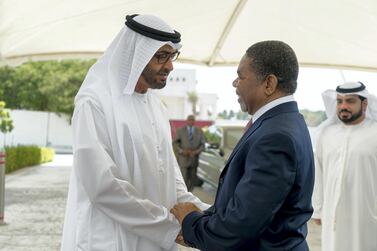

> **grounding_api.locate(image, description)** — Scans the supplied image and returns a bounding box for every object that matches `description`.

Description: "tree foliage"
[187,91,198,115]
[0,60,328,127]
[0,101,14,147]
[0,101,13,133]
[300,109,327,127]
[0,59,95,118]
[217,109,249,120]
[218,108,326,126]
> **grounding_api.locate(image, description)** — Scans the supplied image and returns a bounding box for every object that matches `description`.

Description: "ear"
[362,99,368,112]
[264,74,279,96]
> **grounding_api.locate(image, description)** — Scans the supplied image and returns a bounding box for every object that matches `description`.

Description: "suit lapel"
[184,126,190,139]
[220,101,298,178]
[219,119,263,177]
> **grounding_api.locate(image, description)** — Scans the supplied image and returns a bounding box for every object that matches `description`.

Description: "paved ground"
[0,155,321,250]
[0,155,71,251]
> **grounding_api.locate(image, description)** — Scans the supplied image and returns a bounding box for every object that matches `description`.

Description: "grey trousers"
[180,164,198,191]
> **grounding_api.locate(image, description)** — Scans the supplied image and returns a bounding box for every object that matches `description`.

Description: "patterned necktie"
[244,119,253,132]
[188,126,194,143]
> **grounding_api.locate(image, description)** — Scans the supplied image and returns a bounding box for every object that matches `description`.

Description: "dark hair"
[359,96,366,102]
[246,40,299,94]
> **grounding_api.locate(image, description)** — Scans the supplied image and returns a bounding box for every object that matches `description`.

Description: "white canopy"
[1,0,376,71]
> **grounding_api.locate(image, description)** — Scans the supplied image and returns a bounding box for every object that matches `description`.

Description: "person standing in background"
[174,115,205,191]
[312,81,377,251]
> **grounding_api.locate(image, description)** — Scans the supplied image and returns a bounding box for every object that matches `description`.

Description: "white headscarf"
[72,14,182,187]
[76,14,181,101]
[314,81,377,140]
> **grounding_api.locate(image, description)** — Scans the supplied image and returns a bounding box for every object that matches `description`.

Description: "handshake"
[170,202,202,246]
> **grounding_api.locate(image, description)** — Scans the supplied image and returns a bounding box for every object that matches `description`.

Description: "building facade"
[156,69,217,120]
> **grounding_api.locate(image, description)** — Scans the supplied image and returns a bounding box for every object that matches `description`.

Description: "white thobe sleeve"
[312,136,323,219]
[72,100,180,250]
[173,158,211,210]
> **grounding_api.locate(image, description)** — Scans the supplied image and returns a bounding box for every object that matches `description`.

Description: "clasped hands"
[181,149,197,157]
[170,202,202,246]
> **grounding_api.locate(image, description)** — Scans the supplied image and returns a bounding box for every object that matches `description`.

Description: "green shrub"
[203,127,221,146]
[40,147,55,163]
[3,145,55,173]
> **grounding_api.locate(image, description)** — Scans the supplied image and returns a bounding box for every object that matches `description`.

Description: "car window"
[204,125,244,151]
[224,128,243,149]
[204,125,222,147]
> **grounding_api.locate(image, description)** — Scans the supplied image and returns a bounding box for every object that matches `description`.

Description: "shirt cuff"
[161,221,181,250]
[311,209,321,219]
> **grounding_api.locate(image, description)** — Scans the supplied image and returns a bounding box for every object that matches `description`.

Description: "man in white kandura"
[61,14,209,251]
[312,81,377,251]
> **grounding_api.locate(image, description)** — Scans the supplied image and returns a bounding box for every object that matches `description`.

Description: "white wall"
[198,93,218,120]
[156,69,218,120]
[0,110,72,153]
[159,96,185,119]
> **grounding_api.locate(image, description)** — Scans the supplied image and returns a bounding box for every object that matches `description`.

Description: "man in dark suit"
[174,115,205,191]
[171,41,314,251]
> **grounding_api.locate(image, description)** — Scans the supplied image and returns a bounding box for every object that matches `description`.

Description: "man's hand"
[175,231,187,246]
[170,202,202,225]
[182,149,191,156]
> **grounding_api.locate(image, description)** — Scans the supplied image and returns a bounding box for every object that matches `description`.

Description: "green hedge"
[3,145,55,173]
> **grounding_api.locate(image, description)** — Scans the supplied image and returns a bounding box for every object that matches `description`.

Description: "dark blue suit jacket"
[182,102,314,251]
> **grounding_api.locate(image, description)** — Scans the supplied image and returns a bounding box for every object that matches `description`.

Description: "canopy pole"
[339,70,347,82]
[208,0,247,66]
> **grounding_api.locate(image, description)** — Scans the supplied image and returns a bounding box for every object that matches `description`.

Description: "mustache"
[339,109,351,113]
[159,69,170,74]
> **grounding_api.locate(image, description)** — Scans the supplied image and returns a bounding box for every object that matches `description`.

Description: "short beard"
[337,107,363,124]
[141,65,167,90]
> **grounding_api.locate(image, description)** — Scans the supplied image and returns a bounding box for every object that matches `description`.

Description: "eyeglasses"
[153,51,180,64]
